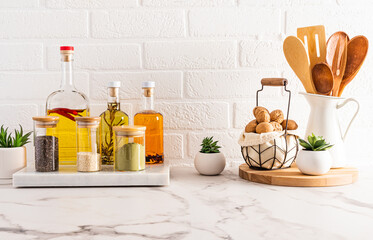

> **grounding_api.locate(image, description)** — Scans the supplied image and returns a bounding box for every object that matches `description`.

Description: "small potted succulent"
[297,133,333,175]
[0,125,31,179]
[194,136,226,175]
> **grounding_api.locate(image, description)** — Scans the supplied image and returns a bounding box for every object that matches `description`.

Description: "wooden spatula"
[283,36,316,93]
[297,25,326,69]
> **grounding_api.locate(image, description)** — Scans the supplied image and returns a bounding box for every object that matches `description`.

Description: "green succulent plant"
[0,125,32,148]
[200,136,221,153]
[299,133,333,151]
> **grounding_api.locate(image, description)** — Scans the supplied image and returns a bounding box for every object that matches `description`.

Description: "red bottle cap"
[60,46,74,51]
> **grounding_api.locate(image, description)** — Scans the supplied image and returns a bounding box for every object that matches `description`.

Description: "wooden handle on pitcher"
[261,78,288,86]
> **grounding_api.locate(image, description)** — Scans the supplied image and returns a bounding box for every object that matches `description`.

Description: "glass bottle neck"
[108,102,120,111]
[143,95,154,110]
[60,60,75,90]
[142,88,155,110]
[108,87,120,110]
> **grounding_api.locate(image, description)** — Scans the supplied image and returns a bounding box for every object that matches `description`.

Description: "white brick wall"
[0,44,42,70]
[91,10,185,38]
[189,8,281,37]
[0,0,38,8]
[47,45,141,70]
[46,0,138,8]
[0,11,88,38]
[0,73,89,100]
[90,72,183,100]
[0,0,371,167]
[144,41,236,69]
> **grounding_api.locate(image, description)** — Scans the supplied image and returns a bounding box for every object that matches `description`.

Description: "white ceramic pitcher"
[300,92,360,168]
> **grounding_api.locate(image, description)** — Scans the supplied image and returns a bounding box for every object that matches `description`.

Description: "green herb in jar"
[115,142,145,171]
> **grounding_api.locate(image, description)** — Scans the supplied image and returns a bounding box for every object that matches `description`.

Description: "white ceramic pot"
[296,149,332,176]
[0,146,27,179]
[194,152,226,176]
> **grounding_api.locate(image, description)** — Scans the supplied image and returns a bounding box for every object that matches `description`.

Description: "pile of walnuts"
[245,106,298,134]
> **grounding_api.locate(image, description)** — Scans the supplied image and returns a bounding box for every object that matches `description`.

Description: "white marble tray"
[12,164,169,187]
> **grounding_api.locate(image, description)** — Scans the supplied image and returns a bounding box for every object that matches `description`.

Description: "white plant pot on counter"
[296,149,332,176]
[194,152,226,176]
[0,146,27,179]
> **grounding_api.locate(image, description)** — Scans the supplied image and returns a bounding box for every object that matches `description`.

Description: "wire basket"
[241,78,299,170]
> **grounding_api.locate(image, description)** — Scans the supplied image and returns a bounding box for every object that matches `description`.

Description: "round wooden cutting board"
[239,164,358,187]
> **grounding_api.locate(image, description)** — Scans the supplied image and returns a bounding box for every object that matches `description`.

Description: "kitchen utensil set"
[283,25,368,97]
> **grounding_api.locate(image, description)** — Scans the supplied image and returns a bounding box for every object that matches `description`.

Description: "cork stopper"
[142,81,155,97]
[60,46,74,62]
[109,87,119,98]
[143,88,154,97]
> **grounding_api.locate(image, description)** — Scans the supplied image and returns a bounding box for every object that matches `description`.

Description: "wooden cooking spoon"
[312,62,334,95]
[283,36,316,93]
[297,25,327,70]
[338,36,369,97]
[326,32,348,96]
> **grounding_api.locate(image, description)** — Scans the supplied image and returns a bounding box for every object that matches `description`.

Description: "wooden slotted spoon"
[326,32,349,96]
[338,35,369,97]
[283,36,316,93]
[297,25,327,70]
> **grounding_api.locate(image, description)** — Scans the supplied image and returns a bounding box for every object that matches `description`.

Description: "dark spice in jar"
[35,136,59,172]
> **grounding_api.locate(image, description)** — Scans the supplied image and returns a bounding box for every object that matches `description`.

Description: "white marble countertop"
[0,166,372,240]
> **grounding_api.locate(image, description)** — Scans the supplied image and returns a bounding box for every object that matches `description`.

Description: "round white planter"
[194,152,226,176]
[297,150,332,176]
[0,146,27,179]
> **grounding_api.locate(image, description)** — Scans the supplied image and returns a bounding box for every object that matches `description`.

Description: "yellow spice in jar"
[115,143,145,171]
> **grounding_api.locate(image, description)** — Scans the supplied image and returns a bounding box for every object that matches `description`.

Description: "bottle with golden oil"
[134,81,164,164]
[99,81,129,165]
[46,46,89,165]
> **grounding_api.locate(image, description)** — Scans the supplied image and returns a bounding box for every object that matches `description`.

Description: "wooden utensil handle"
[261,78,288,86]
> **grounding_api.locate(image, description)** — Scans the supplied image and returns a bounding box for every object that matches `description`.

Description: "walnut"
[270,109,284,123]
[270,122,283,132]
[253,106,269,117]
[255,110,270,123]
[256,122,274,134]
[281,120,298,130]
[245,120,258,133]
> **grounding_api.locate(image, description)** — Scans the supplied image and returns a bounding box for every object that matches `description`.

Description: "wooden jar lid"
[32,116,59,122]
[75,117,100,122]
[33,116,59,128]
[113,125,146,136]
[75,117,100,128]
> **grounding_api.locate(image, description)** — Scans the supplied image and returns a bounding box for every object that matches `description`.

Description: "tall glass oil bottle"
[134,81,164,164]
[46,46,89,165]
[99,81,129,165]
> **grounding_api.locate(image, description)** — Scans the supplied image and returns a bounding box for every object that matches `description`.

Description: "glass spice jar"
[114,126,146,171]
[32,116,59,172]
[75,117,101,172]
